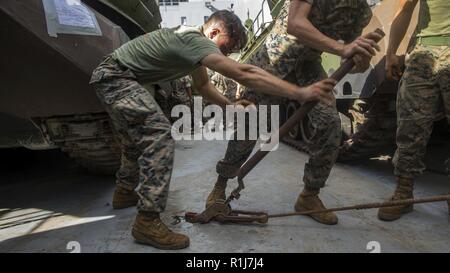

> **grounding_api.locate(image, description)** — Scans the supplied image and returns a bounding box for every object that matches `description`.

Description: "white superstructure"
[158,0,235,28]
[158,0,272,28]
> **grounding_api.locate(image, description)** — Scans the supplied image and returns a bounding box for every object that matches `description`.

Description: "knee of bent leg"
[330,112,341,132]
[328,113,342,144]
[136,125,175,153]
[310,111,342,149]
[141,130,175,163]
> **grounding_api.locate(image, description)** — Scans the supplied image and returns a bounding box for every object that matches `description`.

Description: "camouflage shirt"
[303,0,372,43]
[259,0,372,78]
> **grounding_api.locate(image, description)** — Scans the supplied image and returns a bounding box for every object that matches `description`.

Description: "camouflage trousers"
[216,100,341,189]
[156,77,192,122]
[393,44,450,179]
[216,50,341,189]
[214,0,342,189]
[90,56,174,213]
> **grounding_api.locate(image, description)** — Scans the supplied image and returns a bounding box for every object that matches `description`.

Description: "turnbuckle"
[185,199,268,224]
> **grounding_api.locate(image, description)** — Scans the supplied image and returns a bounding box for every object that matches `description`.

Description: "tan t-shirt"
[112,26,221,84]
[416,0,450,37]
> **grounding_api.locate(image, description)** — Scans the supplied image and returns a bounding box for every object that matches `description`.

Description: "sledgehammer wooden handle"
[237,29,386,181]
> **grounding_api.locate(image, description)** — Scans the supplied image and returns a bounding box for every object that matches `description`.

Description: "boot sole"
[295,205,338,225]
[378,205,413,221]
[132,228,190,250]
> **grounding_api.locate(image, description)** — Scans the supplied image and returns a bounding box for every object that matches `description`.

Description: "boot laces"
[392,184,413,200]
[151,217,171,234]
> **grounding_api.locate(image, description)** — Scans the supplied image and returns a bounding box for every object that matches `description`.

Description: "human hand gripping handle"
[386,54,405,81]
[298,29,386,106]
[298,78,337,106]
[340,31,383,73]
[284,29,386,142]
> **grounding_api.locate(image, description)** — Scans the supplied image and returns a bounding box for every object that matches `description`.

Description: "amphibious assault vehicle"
[0,0,162,174]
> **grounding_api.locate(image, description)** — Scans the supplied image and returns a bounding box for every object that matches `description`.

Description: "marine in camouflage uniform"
[393,44,450,179]
[90,56,175,213]
[89,17,240,249]
[215,0,372,190]
[378,0,449,221]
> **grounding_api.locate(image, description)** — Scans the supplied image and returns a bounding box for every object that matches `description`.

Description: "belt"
[418,35,450,46]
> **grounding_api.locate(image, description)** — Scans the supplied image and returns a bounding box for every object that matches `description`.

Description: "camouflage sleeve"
[180,76,192,88]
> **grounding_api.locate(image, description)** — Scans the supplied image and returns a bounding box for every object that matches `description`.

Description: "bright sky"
[158,0,273,28]
[233,0,272,23]
[186,0,272,24]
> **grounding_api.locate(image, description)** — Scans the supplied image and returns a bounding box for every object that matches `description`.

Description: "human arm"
[191,66,233,108]
[386,0,418,80]
[201,53,336,105]
[286,0,382,72]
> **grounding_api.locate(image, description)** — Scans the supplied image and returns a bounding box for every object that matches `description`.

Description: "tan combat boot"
[205,177,228,208]
[378,177,414,221]
[132,212,190,250]
[112,186,139,209]
[294,186,338,225]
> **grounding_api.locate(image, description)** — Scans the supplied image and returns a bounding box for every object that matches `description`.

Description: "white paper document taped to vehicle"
[42,0,102,37]
[54,0,96,28]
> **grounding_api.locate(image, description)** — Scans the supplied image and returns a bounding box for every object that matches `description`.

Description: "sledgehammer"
[226,29,386,204]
